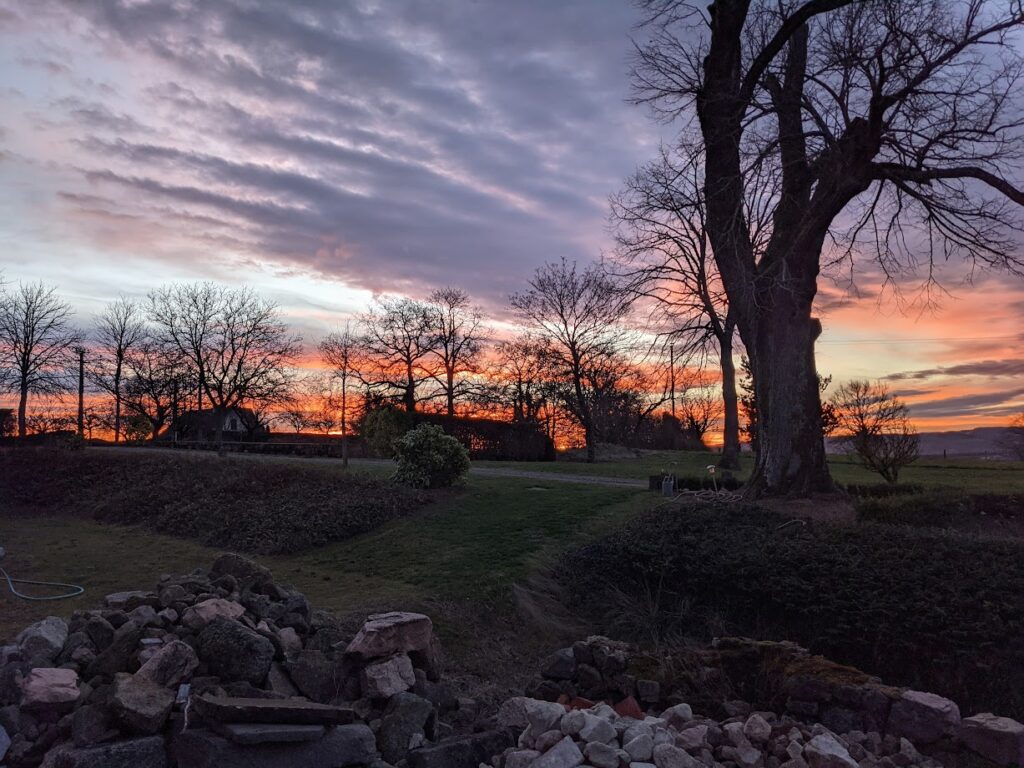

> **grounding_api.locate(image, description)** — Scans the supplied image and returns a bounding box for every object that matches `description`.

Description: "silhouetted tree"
[1001,413,1024,460]
[511,259,634,462]
[425,288,486,417]
[149,284,300,450]
[831,380,919,483]
[0,282,81,437]
[360,297,435,413]
[612,147,776,469]
[92,297,146,443]
[320,321,362,466]
[634,0,1024,496]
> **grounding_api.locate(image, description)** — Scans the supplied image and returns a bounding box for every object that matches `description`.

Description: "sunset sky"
[1,0,1022,432]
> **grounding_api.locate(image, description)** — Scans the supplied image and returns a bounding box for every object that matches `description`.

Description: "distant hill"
[829,427,1013,458]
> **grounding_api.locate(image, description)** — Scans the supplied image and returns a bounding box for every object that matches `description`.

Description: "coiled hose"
[0,547,85,601]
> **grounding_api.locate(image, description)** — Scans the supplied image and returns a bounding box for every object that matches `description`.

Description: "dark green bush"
[558,504,1024,719]
[856,490,1024,527]
[361,407,413,457]
[0,449,428,554]
[393,423,470,488]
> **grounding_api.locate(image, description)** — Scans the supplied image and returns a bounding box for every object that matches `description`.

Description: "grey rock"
[526,698,568,734]
[362,654,415,699]
[191,694,354,725]
[586,740,621,768]
[540,648,577,680]
[85,620,143,680]
[210,553,272,589]
[16,617,68,662]
[653,742,700,768]
[134,640,198,688]
[197,618,274,686]
[744,714,772,744]
[39,735,168,768]
[887,690,960,744]
[625,733,655,762]
[378,692,437,764]
[71,704,117,747]
[958,712,1024,767]
[111,672,174,734]
[663,703,694,729]
[804,734,858,768]
[286,650,354,704]
[533,735,584,768]
[212,723,326,745]
[406,729,515,768]
[20,668,80,713]
[173,724,377,768]
[346,612,433,660]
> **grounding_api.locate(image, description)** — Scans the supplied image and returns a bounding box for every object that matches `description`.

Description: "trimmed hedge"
[558,504,1024,719]
[856,490,1024,527]
[0,449,429,554]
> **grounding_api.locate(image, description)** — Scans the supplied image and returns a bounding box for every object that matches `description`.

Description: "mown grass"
[0,452,647,646]
[483,450,1024,493]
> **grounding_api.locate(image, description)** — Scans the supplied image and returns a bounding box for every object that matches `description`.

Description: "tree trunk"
[404,363,416,412]
[341,375,349,469]
[446,368,455,417]
[113,362,122,443]
[77,349,85,437]
[17,383,27,438]
[215,406,226,456]
[744,303,833,497]
[718,334,741,470]
[584,424,596,463]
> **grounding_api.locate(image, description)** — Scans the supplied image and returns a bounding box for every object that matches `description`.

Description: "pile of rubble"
[0,554,505,768]
[491,636,1024,768]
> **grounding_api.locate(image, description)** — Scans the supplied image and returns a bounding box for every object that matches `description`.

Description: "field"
[487,450,1024,493]
[2,445,1022,707]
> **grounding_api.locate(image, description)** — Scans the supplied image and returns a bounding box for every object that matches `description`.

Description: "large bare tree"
[511,258,634,462]
[319,321,362,467]
[425,287,486,417]
[0,282,81,437]
[92,297,146,443]
[633,0,1024,496]
[149,284,300,449]
[148,283,220,415]
[121,337,190,440]
[359,296,436,413]
[611,146,777,469]
[831,380,919,483]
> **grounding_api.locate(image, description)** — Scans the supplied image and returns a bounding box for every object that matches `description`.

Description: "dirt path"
[91,446,649,489]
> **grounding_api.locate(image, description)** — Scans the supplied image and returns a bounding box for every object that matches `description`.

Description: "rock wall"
[1,560,1021,768]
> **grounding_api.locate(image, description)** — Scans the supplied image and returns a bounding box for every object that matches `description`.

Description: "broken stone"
[653,742,699,768]
[183,598,246,629]
[111,672,174,734]
[172,724,376,768]
[533,735,584,768]
[804,733,858,768]
[744,713,772,744]
[958,712,1024,767]
[20,668,80,712]
[362,654,415,699]
[211,722,327,745]
[134,639,198,688]
[540,648,577,680]
[406,729,515,768]
[197,617,275,685]
[887,690,960,744]
[346,612,433,659]
[191,694,354,725]
[39,735,167,768]
[16,617,68,662]
[378,692,437,764]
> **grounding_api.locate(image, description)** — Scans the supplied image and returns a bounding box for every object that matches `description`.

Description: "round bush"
[392,423,470,488]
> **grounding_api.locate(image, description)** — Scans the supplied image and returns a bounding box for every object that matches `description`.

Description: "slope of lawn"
[482,449,1024,493]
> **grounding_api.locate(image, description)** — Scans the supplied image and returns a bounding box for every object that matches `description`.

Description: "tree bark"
[341,375,349,469]
[446,367,455,417]
[718,334,741,470]
[17,384,27,438]
[744,301,833,496]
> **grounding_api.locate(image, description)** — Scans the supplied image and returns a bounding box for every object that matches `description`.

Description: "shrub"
[557,504,1024,719]
[393,423,470,488]
[856,490,1024,527]
[0,449,429,554]
[361,407,413,457]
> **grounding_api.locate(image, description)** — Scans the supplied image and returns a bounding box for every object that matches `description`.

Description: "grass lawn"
[481,450,1024,493]
[0,472,646,654]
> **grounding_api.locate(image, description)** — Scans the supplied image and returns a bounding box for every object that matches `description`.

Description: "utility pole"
[75,346,86,437]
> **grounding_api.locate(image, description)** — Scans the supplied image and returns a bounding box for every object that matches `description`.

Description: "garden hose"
[0,546,85,601]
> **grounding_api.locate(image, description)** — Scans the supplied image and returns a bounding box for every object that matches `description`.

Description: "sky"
[0,0,1022,432]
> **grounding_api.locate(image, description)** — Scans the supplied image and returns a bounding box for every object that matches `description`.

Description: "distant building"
[165,407,268,442]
